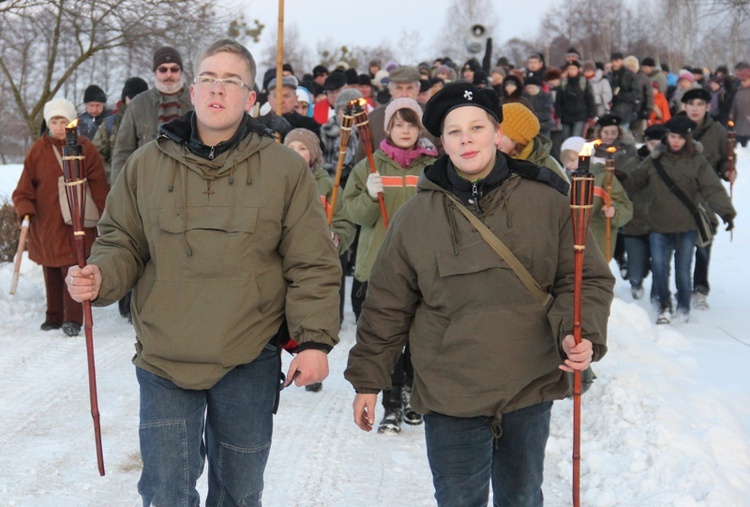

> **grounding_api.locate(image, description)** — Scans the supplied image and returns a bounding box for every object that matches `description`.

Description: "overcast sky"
[242,0,561,65]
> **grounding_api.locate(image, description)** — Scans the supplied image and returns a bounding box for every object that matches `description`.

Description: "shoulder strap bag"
[445,193,553,308]
[652,157,715,247]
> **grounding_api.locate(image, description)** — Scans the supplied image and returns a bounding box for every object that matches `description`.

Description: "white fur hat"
[43,98,77,125]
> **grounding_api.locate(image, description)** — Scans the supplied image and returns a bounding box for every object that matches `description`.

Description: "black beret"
[324,71,346,91]
[641,57,656,67]
[681,88,711,104]
[597,113,622,127]
[643,124,668,140]
[665,116,697,136]
[422,81,502,137]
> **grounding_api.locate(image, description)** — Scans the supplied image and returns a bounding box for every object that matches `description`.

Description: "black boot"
[401,383,423,425]
[378,387,403,434]
[62,321,81,337]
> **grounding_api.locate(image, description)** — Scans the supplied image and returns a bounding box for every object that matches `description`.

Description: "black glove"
[722,214,734,232]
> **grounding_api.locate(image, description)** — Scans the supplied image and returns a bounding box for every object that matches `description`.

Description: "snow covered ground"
[0,147,748,506]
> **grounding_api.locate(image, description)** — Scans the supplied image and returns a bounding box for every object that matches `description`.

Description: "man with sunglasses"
[67,39,341,505]
[110,46,193,322]
[111,46,193,185]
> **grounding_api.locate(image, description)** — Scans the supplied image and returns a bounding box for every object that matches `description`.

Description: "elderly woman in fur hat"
[12,98,109,336]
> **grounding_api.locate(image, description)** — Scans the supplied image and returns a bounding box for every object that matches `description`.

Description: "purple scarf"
[380,138,438,168]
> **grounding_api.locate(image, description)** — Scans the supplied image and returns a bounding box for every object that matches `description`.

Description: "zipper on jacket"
[208,146,215,160]
[470,182,483,213]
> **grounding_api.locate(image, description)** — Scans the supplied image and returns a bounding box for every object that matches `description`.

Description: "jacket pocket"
[155,206,260,280]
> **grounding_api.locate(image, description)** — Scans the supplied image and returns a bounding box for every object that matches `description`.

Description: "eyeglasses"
[157,66,181,74]
[193,76,250,91]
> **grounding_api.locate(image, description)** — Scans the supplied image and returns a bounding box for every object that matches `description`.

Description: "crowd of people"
[9,38,742,505]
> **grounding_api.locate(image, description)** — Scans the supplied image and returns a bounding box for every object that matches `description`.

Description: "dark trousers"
[42,265,83,325]
[693,242,712,295]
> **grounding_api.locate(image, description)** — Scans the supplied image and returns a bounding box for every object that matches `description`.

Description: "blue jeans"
[650,231,697,313]
[424,402,552,507]
[623,234,650,290]
[136,343,279,506]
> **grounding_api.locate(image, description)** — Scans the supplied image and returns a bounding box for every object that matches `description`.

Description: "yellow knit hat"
[501,103,540,146]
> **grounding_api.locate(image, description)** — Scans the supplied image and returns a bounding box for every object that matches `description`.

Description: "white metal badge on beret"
[464,90,473,100]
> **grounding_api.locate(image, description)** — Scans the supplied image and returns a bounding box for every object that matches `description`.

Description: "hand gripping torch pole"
[9,215,30,295]
[62,120,105,476]
[327,102,355,226]
[570,145,596,507]
[352,100,389,228]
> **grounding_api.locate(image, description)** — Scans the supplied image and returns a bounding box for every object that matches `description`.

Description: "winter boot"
[40,321,62,331]
[378,388,403,434]
[401,384,423,425]
[62,321,81,336]
[656,302,673,325]
[305,382,323,392]
[692,292,709,310]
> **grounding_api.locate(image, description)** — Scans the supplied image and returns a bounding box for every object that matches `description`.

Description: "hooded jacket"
[88,112,342,389]
[628,142,736,234]
[342,147,436,283]
[345,152,614,427]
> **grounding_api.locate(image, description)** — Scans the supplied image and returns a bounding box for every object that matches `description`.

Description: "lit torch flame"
[728,120,735,128]
[578,139,602,157]
[66,118,78,129]
[606,147,617,154]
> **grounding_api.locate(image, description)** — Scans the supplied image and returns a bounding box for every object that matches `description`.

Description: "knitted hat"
[389,66,421,83]
[312,65,328,78]
[384,98,422,130]
[83,85,106,104]
[560,136,587,154]
[681,88,711,103]
[419,79,431,93]
[334,88,362,111]
[284,128,322,167]
[422,81,502,137]
[501,103,540,145]
[611,52,624,61]
[677,69,695,83]
[567,59,582,69]
[665,116,697,137]
[43,98,77,124]
[641,57,656,67]
[358,74,373,87]
[121,77,148,102]
[152,46,183,72]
